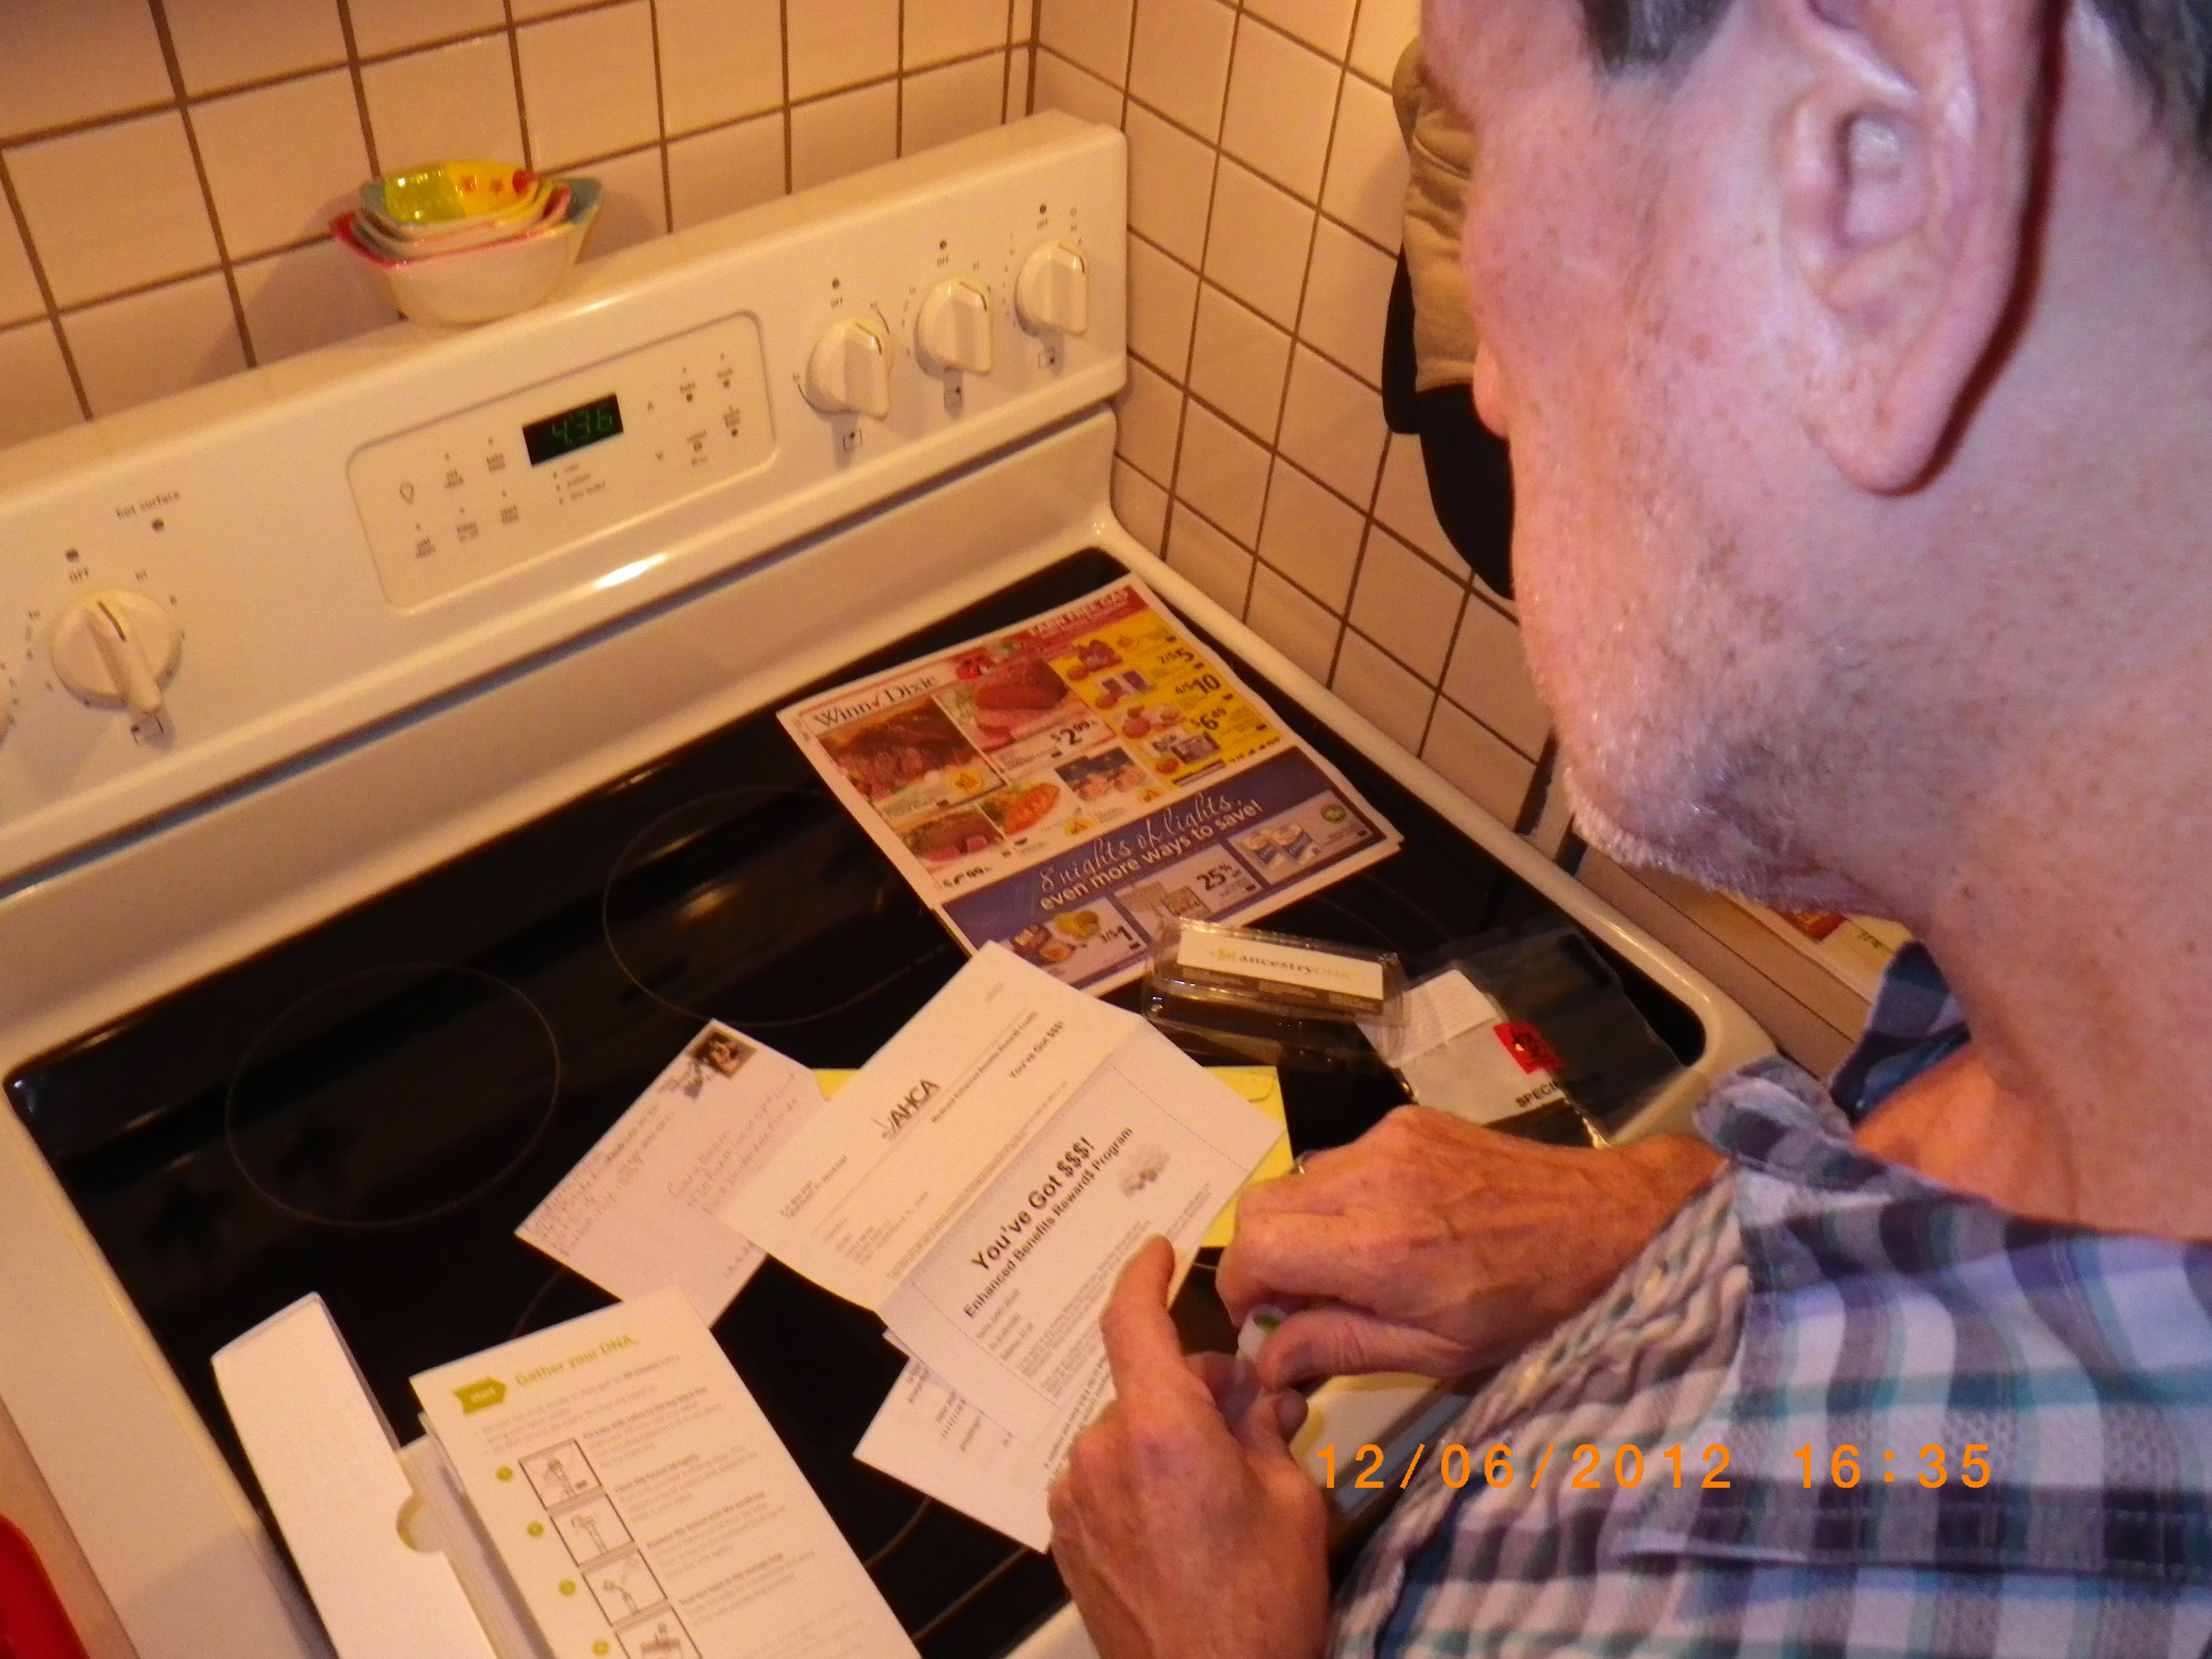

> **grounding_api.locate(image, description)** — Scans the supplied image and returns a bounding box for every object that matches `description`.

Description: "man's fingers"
[1255,1304,1458,1389]
[1229,1384,1307,1463]
[1218,1209,1414,1322]
[1098,1236,1188,1391]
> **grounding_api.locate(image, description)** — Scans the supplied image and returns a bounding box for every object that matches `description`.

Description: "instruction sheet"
[779,576,1401,992]
[415,1288,915,1659]
[717,944,1281,1443]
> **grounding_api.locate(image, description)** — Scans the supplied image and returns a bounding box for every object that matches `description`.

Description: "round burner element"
[226,964,561,1229]
[603,788,954,1029]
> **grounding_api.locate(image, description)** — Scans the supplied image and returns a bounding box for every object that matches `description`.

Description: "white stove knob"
[916,279,995,375]
[52,590,180,721]
[804,316,893,419]
[1016,242,1089,336]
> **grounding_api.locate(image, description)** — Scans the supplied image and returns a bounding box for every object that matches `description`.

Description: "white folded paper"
[515,1025,819,1323]
[719,944,1280,1446]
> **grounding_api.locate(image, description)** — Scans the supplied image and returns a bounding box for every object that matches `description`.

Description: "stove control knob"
[1016,242,1089,336]
[804,316,893,419]
[916,279,995,376]
[52,590,180,721]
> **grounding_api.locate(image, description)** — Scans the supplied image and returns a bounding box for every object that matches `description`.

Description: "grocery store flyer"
[778,577,1402,991]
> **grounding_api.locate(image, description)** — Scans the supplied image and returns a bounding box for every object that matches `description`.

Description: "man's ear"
[1771,0,2049,492]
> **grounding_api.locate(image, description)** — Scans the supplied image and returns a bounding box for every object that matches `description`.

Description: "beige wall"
[1035,0,1552,825]
[0,0,1036,440]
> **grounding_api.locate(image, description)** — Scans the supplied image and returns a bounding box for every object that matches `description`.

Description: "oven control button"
[1016,241,1089,336]
[915,279,994,376]
[803,316,893,419]
[51,591,181,720]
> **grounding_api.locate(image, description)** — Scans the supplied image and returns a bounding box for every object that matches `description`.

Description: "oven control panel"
[0,112,1125,890]
[350,313,775,609]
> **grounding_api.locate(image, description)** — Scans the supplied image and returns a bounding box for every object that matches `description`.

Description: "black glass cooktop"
[8,551,1703,1657]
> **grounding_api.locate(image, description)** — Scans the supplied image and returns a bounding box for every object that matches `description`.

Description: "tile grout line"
[330,0,384,178]
[0,153,90,420]
[779,0,794,194]
[647,0,673,232]
[502,3,536,173]
[144,0,259,371]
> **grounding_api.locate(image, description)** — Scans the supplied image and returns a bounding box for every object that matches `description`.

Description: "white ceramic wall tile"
[1422,698,1536,827]
[657,0,783,135]
[1127,0,1234,142]
[63,271,245,417]
[1033,51,1122,128]
[1035,0,1133,86]
[1348,0,1420,86]
[1322,72,1407,251]
[0,0,172,141]
[0,207,41,327]
[1350,526,1463,679]
[1331,629,1430,752]
[904,54,1007,154]
[1372,431,1459,565]
[1113,358,1183,482]
[1123,104,1213,267]
[1006,47,1034,118]
[1126,234,1197,378]
[1165,506,1254,615]
[0,320,83,447]
[1277,345,1385,507]
[1175,401,1268,545]
[1013,0,1037,44]
[1111,459,1168,554]
[788,0,900,101]
[667,113,786,229]
[234,238,396,363]
[7,114,219,307]
[1444,599,1549,759]
[164,0,347,93]
[1245,563,1340,683]
[581,145,667,257]
[1187,285,1289,440]
[1297,216,1393,384]
[1256,460,1362,608]
[362,36,527,174]
[789,82,899,190]
[1219,18,1339,203]
[906,0,1009,68]
[1244,0,1357,59]
[193,72,370,259]
[1201,159,1311,329]
[511,0,599,18]
[345,0,504,59]
[518,3,659,170]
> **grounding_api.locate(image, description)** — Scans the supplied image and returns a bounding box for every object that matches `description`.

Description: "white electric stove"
[0,114,1768,1659]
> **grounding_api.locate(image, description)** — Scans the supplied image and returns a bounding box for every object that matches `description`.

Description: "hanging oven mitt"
[1385,39,1515,597]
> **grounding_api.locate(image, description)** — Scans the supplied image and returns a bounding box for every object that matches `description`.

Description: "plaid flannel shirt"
[1329,945,2212,1657]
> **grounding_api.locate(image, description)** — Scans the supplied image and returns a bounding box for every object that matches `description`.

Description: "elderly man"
[1050,0,2212,1653]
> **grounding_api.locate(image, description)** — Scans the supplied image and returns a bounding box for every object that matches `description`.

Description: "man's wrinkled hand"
[1049,1238,1328,1659]
[1218,1108,1722,1388]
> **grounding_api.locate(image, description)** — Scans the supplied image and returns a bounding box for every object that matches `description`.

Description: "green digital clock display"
[522,393,623,466]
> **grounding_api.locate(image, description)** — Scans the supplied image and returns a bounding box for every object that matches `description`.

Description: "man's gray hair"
[1585,0,2212,156]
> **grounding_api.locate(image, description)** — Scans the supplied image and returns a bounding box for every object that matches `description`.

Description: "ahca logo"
[877,1078,939,1140]
[453,1377,508,1414]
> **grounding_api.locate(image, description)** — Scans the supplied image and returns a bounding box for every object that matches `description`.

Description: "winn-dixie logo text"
[875,1078,939,1140]
[803,665,952,733]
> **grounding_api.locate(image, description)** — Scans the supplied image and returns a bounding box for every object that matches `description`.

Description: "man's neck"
[1856,690,2212,1242]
